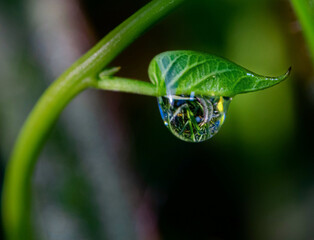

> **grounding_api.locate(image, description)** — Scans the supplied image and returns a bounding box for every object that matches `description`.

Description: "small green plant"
[95,51,290,143]
[3,0,313,239]
[149,50,290,142]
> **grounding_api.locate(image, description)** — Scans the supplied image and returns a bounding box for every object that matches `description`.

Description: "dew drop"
[157,95,231,142]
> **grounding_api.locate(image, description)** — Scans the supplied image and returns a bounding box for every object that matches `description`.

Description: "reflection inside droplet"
[157,95,231,142]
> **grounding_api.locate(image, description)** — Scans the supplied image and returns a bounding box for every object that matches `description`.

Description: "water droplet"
[157,95,231,142]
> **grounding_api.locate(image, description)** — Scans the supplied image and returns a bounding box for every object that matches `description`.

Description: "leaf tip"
[288,66,292,75]
[280,66,292,81]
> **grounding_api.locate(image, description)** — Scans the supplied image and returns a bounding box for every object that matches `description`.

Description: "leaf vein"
[167,59,215,88]
[162,54,185,79]
[188,69,235,90]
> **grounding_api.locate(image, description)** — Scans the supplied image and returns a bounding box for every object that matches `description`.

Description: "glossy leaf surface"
[148,50,290,97]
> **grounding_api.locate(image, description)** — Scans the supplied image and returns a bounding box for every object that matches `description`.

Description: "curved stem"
[291,0,314,64]
[2,77,92,240]
[2,0,184,239]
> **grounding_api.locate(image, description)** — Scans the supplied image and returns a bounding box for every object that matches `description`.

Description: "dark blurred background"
[0,0,314,239]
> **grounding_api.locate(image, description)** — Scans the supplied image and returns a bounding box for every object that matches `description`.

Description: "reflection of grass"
[186,108,196,142]
[168,97,210,142]
[291,0,314,64]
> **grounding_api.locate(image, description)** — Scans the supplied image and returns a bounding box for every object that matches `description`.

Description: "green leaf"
[148,50,290,97]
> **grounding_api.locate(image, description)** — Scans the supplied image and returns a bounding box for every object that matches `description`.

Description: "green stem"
[2,77,91,240]
[94,76,158,96]
[2,0,184,239]
[291,0,314,64]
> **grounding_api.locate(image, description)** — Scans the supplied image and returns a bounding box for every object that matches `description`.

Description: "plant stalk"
[94,76,158,96]
[291,0,314,65]
[2,0,184,239]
